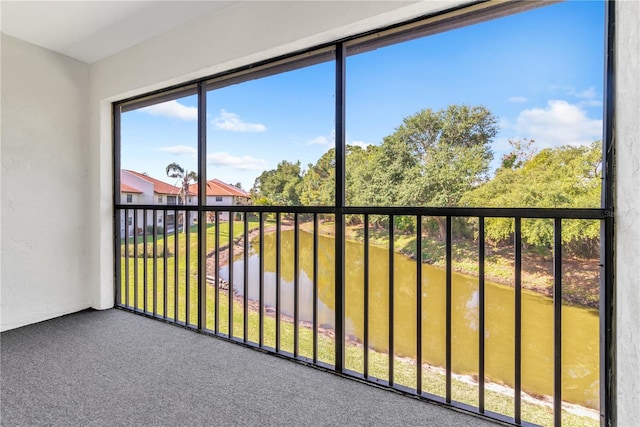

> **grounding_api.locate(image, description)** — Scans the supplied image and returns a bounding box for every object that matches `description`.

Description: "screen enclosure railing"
[114,204,609,427]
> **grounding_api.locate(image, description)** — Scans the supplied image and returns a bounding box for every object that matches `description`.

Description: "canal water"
[220,229,599,409]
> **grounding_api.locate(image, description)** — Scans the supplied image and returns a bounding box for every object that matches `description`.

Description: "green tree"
[299,149,335,206]
[462,141,602,254]
[251,160,303,206]
[375,105,498,239]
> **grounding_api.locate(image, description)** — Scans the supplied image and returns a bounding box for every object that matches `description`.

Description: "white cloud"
[141,100,197,121]
[573,86,597,99]
[579,99,603,108]
[308,135,331,145]
[551,84,599,100]
[511,100,602,148]
[349,140,372,149]
[212,109,266,132]
[508,96,528,103]
[207,152,267,171]
[158,145,197,156]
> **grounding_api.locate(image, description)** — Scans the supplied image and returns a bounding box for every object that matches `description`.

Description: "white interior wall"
[1,34,90,331]
[615,2,640,425]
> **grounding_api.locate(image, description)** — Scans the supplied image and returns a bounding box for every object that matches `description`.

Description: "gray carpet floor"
[1,309,498,426]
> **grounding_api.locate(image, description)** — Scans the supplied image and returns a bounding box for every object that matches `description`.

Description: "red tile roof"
[189,179,250,198]
[123,170,188,195]
[121,183,142,193]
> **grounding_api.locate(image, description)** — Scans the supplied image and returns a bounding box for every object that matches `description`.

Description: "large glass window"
[205,50,335,207]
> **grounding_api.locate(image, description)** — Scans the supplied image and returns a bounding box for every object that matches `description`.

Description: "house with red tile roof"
[119,170,196,236]
[188,179,250,221]
[188,179,250,205]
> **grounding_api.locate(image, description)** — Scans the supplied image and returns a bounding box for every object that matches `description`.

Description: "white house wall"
[1,34,90,331]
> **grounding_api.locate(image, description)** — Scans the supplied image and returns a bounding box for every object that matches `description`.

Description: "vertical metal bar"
[113,105,122,307]
[185,209,191,325]
[115,208,122,306]
[174,210,179,322]
[276,212,281,352]
[389,214,395,386]
[133,209,139,310]
[153,210,158,316]
[197,81,207,331]
[514,217,522,424]
[259,212,265,347]
[163,209,168,319]
[334,41,346,373]
[244,213,249,342]
[601,3,616,425]
[553,218,563,427]
[215,212,220,334]
[294,213,300,357]
[478,216,486,413]
[229,213,234,337]
[445,216,452,402]
[124,208,130,308]
[143,209,148,313]
[416,215,422,394]
[363,214,370,379]
[313,213,319,363]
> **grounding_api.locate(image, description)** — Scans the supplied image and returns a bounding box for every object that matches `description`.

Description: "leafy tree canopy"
[251,160,303,206]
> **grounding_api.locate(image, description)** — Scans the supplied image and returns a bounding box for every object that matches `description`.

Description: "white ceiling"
[1,1,236,64]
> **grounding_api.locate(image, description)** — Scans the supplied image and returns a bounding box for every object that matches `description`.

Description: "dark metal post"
[600,2,616,425]
[553,218,563,427]
[334,42,346,372]
[229,214,234,337]
[244,212,249,342]
[416,215,422,394]
[276,212,281,352]
[113,105,122,307]
[133,209,139,310]
[313,213,319,363]
[185,210,191,324]
[514,217,522,424]
[478,216,486,412]
[294,213,300,357]
[364,214,370,379]
[389,214,395,386]
[259,212,265,347]
[215,213,220,333]
[197,81,207,330]
[445,216,452,402]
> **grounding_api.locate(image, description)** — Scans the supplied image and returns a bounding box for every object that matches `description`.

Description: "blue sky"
[121,0,604,191]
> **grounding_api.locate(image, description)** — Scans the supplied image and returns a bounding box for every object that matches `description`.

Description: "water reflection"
[219,229,599,408]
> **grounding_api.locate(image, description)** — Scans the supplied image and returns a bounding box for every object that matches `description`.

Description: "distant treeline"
[250,105,601,256]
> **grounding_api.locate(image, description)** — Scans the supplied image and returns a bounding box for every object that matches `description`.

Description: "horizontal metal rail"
[115,203,607,220]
